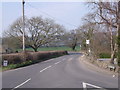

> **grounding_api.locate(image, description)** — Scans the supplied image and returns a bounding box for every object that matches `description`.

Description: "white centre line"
[12,78,31,90]
[54,61,61,65]
[81,55,84,57]
[68,58,73,61]
[62,58,66,61]
[40,65,52,72]
[42,59,54,63]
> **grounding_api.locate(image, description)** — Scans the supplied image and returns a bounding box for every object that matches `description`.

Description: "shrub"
[30,51,68,61]
[2,53,22,64]
[3,60,33,71]
[117,52,120,66]
[2,51,68,65]
[99,53,111,58]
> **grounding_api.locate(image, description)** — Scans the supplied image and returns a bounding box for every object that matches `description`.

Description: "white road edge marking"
[43,56,65,63]
[12,78,31,90]
[5,57,65,72]
[82,82,102,89]
[81,55,84,57]
[62,58,65,61]
[40,66,52,72]
[68,58,73,61]
[6,59,54,72]
[113,75,115,77]
[55,61,61,65]
[43,59,54,63]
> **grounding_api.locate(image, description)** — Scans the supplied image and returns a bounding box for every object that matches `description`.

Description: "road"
[2,52,118,89]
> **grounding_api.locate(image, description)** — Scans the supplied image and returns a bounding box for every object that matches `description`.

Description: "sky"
[1,1,90,37]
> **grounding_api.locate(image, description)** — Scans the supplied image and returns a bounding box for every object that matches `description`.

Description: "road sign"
[86,40,90,44]
[3,60,8,66]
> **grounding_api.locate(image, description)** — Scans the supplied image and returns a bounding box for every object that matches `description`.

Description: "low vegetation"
[2,2,120,67]
[99,53,111,58]
[17,46,80,52]
[3,60,32,71]
[2,51,68,71]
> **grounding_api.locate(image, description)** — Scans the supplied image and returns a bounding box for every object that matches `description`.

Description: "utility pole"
[22,0,25,52]
[117,1,120,66]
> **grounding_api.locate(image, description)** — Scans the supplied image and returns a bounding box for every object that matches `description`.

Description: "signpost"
[86,40,90,45]
[3,60,8,67]
[86,40,90,55]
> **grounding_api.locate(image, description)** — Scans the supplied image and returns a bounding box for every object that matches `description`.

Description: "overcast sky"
[1,1,90,37]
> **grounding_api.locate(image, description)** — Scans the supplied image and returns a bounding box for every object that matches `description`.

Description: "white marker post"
[80,44,81,51]
[88,49,91,53]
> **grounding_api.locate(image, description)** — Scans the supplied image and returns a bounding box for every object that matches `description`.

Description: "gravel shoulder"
[79,55,118,76]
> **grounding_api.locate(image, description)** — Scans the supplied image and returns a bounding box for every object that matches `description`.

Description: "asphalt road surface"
[2,52,118,89]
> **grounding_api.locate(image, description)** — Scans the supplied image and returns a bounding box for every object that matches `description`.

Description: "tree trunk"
[109,19,115,64]
[118,25,120,66]
[110,1,120,65]
[110,49,116,64]
[33,48,38,52]
[72,45,76,51]
[117,1,120,66]
[30,45,38,52]
[110,39,117,64]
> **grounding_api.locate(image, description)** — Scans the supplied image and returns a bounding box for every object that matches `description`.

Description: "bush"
[2,51,68,65]
[30,51,68,62]
[2,53,22,64]
[117,36,120,66]
[2,52,31,64]
[3,60,33,71]
[117,52,120,66]
[99,53,111,58]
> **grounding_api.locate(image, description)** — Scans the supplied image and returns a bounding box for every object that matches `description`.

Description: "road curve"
[2,52,118,89]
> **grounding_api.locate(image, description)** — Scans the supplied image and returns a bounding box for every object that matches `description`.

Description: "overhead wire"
[25,3,78,29]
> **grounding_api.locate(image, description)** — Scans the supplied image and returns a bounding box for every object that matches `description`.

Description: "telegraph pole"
[22,0,25,52]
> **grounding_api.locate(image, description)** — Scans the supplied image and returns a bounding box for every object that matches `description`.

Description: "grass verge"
[99,53,111,58]
[17,46,80,52]
[2,54,64,71]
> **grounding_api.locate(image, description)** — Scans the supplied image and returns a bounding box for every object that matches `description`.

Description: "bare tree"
[25,17,65,52]
[2,36,22,53]
[64,30,78,51]
[5,16,65,52]
[77,21,97,52]
[86,1,120,64]
[117,1,120,66]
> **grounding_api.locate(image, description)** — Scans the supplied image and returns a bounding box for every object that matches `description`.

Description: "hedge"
[2,51,68,65]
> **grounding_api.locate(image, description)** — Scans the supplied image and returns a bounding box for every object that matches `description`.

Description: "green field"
[18,46,81,52]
